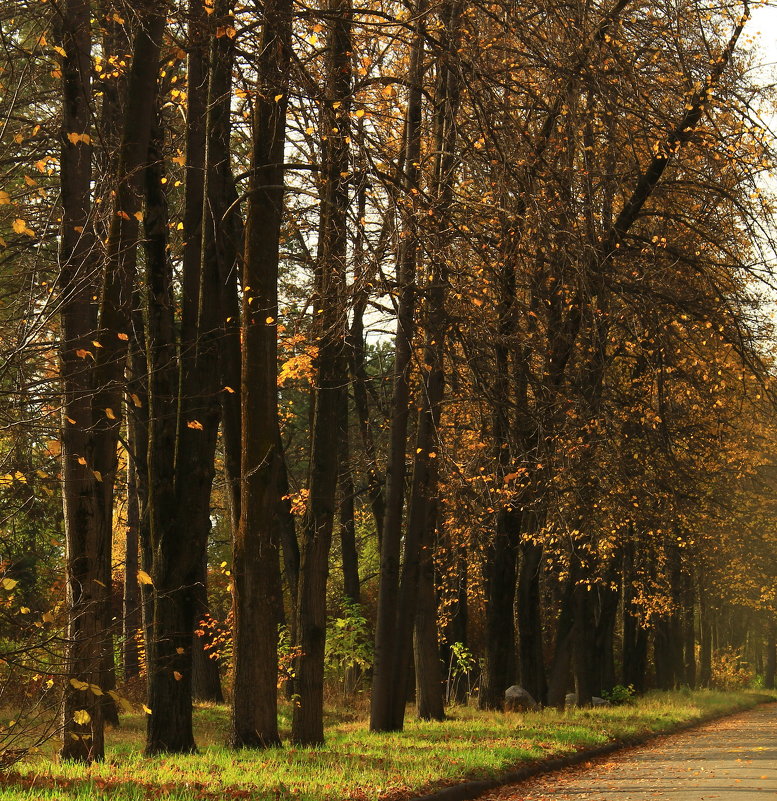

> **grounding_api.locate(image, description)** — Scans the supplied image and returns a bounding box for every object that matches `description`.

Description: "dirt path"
[481,703,777,801]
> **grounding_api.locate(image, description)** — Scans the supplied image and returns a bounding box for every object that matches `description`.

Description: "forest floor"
[0,689,772,801]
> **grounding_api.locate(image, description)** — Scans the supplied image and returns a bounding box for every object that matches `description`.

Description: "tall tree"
[291,0,352,746]
[231,0,293,748]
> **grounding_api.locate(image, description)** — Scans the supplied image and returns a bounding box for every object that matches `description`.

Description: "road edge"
[405,695,777,801]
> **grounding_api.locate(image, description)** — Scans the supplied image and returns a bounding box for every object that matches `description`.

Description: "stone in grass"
[564,693,611,708]
[504,685,539,712]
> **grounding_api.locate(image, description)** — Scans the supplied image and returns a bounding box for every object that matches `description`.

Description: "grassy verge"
[2,689,772,801]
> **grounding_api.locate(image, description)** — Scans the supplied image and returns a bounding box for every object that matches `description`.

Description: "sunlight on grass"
[4,689,771,801]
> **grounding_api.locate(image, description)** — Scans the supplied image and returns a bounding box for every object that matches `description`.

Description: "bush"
[602,684,636,705]
[711,647,753,690]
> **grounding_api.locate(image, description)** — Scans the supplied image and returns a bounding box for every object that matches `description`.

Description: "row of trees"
[0,0,776,764]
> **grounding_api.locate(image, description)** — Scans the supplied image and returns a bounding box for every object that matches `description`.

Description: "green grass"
[1,689,771,801]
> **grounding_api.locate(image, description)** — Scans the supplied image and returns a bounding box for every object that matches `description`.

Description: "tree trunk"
[683,568,696,689]
[231,0,292,748]
[764,620,776,690]
[58,0,105,763]
[479,507,519,710]
[291,0,350,746]
[338,392,360,605]
[516,535,546,704]
[369,0,427,734]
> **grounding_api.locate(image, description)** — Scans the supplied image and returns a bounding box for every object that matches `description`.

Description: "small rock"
[565,692,578,708]
[591,696,611,707]
[504,685,538,712]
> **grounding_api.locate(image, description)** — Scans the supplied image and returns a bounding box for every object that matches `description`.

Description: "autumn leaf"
[0,191,11,204]
[72,709,91,726]
[137,570,153,586]
[69,678,89,691]
[1,578,18,591]
[12,219,35,237]
[104,408,116,420]
[187,420,204,430]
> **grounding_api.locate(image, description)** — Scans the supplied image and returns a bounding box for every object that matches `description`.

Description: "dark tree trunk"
[653,617,675,690]
[402,0,462,727]
[414,512,445,721]
[547,577,575,708]
[683,569,696,689]
[338,393,360,605]
[593,577,619,697]
[622,539,647,693]
[480,507,519,710]
[764,620,776,690]
[231,0,292,749]
[370,0,427,734]
[516,535,547,704]
[291,0,350,746]
[203,0,243,534]
[59,0,104,761]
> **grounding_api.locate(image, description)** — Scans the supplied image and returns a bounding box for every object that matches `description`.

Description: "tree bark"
[58,0,104,762]
[369,0,427,734]
[231,0,292,748]
[291,0,351,746]
[764,620,776,690]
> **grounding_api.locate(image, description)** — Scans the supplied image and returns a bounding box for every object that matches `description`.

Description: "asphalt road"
[481,703,777,801]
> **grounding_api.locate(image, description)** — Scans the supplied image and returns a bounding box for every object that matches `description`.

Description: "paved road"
[481,703,777,801]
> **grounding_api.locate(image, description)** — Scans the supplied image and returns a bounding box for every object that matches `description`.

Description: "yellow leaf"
[107,690,133,714]
[274,94,283,102]
[69,678,89,691]
[89,683,104,695]
[142,704,152,715]
[1,578,17,591]
[42,611,54,624]
[137,570,153,586]
[130,393,143,408]
[187,420,204,430]
[223,386,235,394]
[355,109,365,118]
[76,456,87,466]
[134,211,143,222]
[73,709,91,725]
[24,175,37,186]
[53,45,66,57]
[13,218,35,236]
[66,132,91,145]
[173,671,183,681]
[0,191,9,205]
[92,470,103,482]
[117,332,129,341]
[176,647,185,655]
[104,408,116,420]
